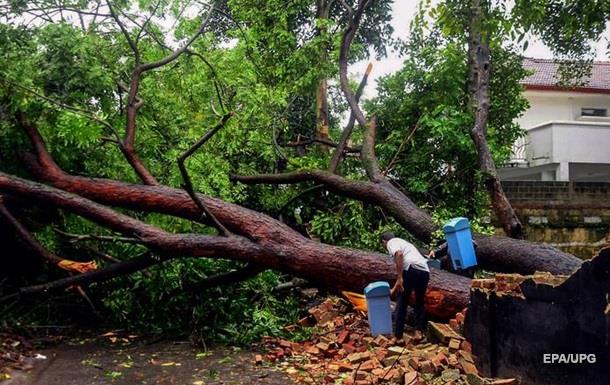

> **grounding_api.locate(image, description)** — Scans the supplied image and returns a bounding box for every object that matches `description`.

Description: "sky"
[351,0,610,100]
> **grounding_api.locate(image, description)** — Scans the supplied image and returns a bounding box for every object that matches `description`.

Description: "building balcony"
[499,121,610,182]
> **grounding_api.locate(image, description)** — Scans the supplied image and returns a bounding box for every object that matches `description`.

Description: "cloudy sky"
[351,0,610,99]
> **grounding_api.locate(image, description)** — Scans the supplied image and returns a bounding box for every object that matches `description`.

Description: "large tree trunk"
[314,0,331,141]
[467,0,523,239]
[0,111,580,321]
[315,79,330,140]
[0,170,469,320]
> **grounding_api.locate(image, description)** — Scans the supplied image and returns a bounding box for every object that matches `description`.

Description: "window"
[581,108,607,117]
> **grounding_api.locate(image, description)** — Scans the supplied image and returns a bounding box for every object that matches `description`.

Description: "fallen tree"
[0,117,580,319]
[0,0,584,322]
[0,169,471,319]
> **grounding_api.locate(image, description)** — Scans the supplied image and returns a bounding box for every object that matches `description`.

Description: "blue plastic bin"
[364,281,392,336]
[427,259,441,269]
[442,217,477,270]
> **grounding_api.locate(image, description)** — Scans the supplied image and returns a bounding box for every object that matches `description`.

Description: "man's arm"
[429,242,448,259]
[391,250,404,296]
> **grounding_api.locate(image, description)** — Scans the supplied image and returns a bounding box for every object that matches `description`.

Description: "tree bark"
[328,62,372,173]
[467,0,523,239]
[315,0,331,141]
[0,171,469,319]
[17,131,581,277]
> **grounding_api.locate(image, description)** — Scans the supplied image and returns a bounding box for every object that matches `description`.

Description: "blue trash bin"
[364,281,392,336]
[442,217,477,270]
[427,259,441,270]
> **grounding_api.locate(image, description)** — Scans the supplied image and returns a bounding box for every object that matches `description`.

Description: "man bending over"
[381,232,430,342]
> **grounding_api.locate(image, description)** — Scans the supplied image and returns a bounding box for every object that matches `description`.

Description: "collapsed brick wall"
[464,247,610,385]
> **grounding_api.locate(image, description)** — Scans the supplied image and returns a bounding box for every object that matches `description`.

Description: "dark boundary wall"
[464,247,610,385]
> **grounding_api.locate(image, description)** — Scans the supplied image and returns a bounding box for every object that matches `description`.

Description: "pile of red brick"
[471,272,568,296]
[257,297,519,385]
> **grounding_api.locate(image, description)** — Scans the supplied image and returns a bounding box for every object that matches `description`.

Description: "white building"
[499,58,610,182]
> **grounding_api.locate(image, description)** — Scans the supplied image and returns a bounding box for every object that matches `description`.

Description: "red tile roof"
[522,58,610,93]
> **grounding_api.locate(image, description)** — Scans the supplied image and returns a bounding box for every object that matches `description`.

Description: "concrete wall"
[518,90,610,129]
[526,124,553,167]
[505,120,610,181]
[549,122,610,164]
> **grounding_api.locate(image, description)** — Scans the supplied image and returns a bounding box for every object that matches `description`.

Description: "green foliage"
[366,14,528,224]
[102,264,302,345]
[512,0,610,60]
[0,0,579,343]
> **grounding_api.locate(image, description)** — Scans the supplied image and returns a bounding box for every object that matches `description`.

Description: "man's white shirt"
[386,238,430,273]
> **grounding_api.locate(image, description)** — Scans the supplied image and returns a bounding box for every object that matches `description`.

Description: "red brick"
[408,357,420,370]
[358,360,377,372]
[449,319,459,331]
[461,340,472,353]
[306,346,320,355]
[456,312,465,324]
[449,338,461,352]
[432,351,448,367]
[459,357,478,375]
[316,342,330,353]
[419,360,436,374]
[337,330,349,345]
[404,371,419,385]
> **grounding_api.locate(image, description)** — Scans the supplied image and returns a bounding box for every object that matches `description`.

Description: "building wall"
[550,122,610,165]
[502,89,610,181]
[517,90,610,129]
[525,121,610,166]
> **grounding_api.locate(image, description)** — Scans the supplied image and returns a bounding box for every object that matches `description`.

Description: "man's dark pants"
[394,267,430,337]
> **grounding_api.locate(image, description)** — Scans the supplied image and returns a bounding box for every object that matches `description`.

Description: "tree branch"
[382,123,418,175]
[1,75,121,142]
[15,120,582,277]
[338,0,374,130]
[116,2,217,186]
[135,0,161,44]
[178,112,234,236]
[15,252,156,297]
[53,228,144,245]
[107,0,139,61]
[175,263,265,295]
[276,184,324,216]
[329,62,372,173]
[231,169,436,242]
[0,196,62,265]
[285,137,360,153]
[138,3,216,73]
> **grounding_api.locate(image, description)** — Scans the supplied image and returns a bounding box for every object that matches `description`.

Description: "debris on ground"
[259,297,519,385]
[0,333,38,381]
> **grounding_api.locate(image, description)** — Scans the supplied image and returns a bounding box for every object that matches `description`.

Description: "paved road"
[3,340,290,385]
